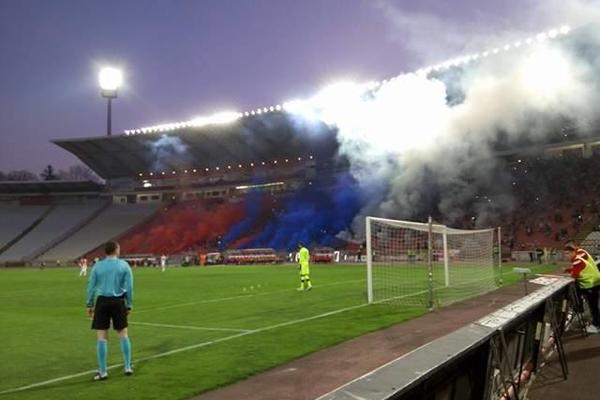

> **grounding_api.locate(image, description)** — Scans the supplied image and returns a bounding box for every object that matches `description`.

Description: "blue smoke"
[220,188,267,249]
[241,174,364,251]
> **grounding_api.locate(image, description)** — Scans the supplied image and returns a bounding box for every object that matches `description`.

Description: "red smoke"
[119,199,245,254]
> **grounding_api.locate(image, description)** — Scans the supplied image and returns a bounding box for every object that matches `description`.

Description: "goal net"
[366,216,498,308]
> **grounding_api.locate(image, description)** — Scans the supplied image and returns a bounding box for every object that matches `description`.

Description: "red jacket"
[565,248,591,280]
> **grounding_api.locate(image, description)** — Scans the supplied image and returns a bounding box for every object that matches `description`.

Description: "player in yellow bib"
[297,243,312,291]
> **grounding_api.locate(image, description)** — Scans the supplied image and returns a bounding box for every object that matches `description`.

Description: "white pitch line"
[130,321,250,332]
[134,278,365,314]
[0,275,518,395]
[0,301,370,395]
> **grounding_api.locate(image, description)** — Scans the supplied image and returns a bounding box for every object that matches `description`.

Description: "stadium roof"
[53,113,339,179]
[0,180,103,194]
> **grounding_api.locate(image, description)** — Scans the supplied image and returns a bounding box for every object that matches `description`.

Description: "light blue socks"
[119,336,132,370]
[96,339,108,375]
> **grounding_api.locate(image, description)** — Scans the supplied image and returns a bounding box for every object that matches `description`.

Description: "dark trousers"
[580,285,600,327]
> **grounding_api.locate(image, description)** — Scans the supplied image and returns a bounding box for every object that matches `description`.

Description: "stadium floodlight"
[275,104,282,111]
[548,29,559,38]
[99,66,122,136]
[536,32,547,42]
[99,67,122,91]
[149,172,154,176]
[250,162,254,167]
[269,106,275,112]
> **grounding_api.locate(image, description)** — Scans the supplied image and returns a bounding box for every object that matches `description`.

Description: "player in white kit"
[160,254,167,272]
[79,257,88,277]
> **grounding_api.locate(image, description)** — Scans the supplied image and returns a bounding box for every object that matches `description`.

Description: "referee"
[86,241,134,380]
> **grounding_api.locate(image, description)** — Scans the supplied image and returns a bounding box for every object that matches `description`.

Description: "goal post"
[366,216,497,307]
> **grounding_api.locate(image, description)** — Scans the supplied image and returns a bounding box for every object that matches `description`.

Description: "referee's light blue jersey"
[86,256,133,308]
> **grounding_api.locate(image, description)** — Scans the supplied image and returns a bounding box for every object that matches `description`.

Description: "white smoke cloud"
[289,8,600,236]
[148,135,191,171]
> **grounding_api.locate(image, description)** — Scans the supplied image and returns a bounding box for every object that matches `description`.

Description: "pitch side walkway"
[528,328,600,400]
[193,283,532,400]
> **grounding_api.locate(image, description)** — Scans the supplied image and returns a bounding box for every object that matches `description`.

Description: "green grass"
[0,262,558,400]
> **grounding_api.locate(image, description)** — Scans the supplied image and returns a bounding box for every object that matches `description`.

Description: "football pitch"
[0,263,557,400]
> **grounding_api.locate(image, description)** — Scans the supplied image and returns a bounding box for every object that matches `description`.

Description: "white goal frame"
[366,216,500,306]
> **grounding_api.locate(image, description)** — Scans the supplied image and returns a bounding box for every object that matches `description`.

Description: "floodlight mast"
[98,67,122,136]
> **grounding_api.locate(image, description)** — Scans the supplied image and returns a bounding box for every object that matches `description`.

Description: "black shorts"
[92,296,129,331]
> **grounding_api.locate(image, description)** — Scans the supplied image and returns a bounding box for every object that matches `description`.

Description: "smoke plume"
[286,3,600,236]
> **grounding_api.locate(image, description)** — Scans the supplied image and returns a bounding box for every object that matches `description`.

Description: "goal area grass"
[0,262,557,400]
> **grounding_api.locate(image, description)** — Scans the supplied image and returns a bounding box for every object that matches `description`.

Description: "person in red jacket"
[564,242,600,333]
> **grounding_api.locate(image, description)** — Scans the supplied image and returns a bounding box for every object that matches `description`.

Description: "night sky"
[0,0,554,173]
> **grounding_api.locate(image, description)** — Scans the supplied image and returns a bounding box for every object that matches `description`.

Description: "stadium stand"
[0,205,50,251]
[0,201,107,262]
[38,202,160,262]
[118,199,245,254]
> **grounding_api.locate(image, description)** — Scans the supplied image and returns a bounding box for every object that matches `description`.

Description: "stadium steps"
[39,203,161,261]
[29,200,111,261]
[101,203,169,253]
[0,205,55,256]
[573,215,600,244]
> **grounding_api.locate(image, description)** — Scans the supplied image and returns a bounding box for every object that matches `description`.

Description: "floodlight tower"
[98,67,123,136]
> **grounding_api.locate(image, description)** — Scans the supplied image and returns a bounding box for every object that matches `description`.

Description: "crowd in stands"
[94,153,600,260]
[485,153,600,252]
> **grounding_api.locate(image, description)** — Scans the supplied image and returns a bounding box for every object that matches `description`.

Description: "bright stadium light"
[98,66,123,136]
[560,25,571,35]
[519,47,572,99]
[99,67,123,91]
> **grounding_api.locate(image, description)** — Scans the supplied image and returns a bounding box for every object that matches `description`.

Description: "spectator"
[564,242,600,334]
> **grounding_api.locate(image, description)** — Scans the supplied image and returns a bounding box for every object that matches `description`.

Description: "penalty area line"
[129,321,251,332]
[134,278,365,314]
[0,301,370,395]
